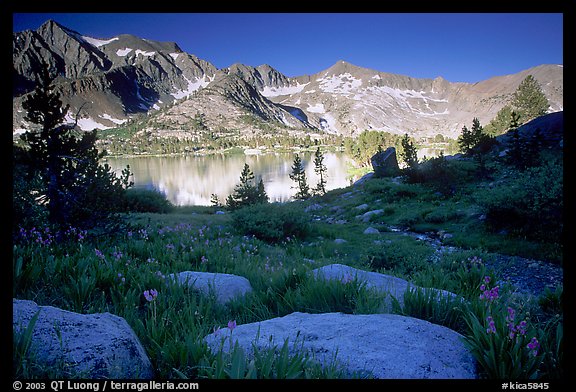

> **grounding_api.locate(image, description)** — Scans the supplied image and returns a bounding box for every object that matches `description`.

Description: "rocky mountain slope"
[13,20,563,140]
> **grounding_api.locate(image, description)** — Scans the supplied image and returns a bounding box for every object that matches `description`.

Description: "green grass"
[13,152,563,379]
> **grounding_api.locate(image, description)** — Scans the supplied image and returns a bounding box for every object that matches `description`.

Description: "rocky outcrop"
[357,209,385,223]
[12,299,154,379]
[496,111,563,149]
[13,20,218,131]
[371,147,401,177]
[204,312,477,379]
[167,271,253,304]
[311,264,460,311]
[13,20,563,139]
[271,61,563,137]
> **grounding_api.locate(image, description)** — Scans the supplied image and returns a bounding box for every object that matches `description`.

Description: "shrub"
[13,163,49,231]
[123,188,174,213]
[475,160,563,242]
[232,203,311,243]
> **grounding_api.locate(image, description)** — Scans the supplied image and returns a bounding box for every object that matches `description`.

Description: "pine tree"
[17,63,132,228]
[210,193,221,207]
[312,147,328,196]
[511,75,550,123]
[470,118,484,147]
[506,111,524,169]
[400,133,420,183]
[457,125,474,154]
[289,154,310,200]
[256,178,269,204]
[226,163,260,210]
[523,128,543,168]
[485,105,514,136]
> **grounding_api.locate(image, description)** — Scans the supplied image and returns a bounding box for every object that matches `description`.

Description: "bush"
[13,164,49,231]
[475,160,563,242]
[232,203,311,243]
[123,188,174,213]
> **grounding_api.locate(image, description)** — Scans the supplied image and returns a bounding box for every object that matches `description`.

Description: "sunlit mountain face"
[13,21,562,141]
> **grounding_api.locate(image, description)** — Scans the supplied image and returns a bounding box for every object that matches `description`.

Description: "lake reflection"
[106,152,354,206]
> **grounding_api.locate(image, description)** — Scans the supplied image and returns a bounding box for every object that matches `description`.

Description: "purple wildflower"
[527,337,540,357]
[479,285,499,302]
[486,316,496,334]
[95,248,105,259]
[227,320,237,331]
[143,289,158,302]
[516,320,527,336]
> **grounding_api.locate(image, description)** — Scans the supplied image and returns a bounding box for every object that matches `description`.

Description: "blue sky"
[13,13,563,83]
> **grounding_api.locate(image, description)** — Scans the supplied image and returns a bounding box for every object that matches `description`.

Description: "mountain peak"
[320,60,376,78]
[329,59,359,71]
[38,19,82,38]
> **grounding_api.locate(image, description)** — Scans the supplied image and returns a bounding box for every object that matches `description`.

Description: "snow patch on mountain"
[171,75,211,99]
[116,48,133,57]
[100,114,127,124]
[260,82,309,97]
[65,113,111,131]
[319,113,338,134]
[318,73,363,94]
[82,36,119,47]
[306,103,326,114]
[169,53,180,61]
[135,50,155,57]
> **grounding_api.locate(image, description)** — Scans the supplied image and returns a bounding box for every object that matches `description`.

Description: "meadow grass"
[13,160,563,379]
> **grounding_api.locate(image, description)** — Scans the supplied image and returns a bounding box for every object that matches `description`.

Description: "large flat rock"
[312,263,460,311]
[167,271,253,304]
[204,312,477,379]
[13,299,154,379]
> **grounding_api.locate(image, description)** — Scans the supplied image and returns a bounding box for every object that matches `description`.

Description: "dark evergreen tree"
[485,105,514,136]
[289,154,310,200]
[470,118,484,147]
[511,75,550,123]
[16,64,132,229]
[312,147,328,196]
[523,128,543,168]
[225,163,268,210]
[400,133,420,183]
[256,178,269,204]
[210,193,221,208]
[506,111,525,169]
[457,125,474,155]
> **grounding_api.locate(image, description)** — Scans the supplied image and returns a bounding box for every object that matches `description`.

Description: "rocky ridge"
[13,20,563,140]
